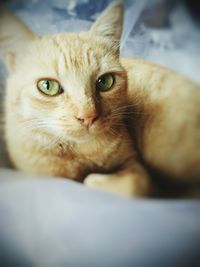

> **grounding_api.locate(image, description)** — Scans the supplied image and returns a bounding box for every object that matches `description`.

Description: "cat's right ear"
[0,7,36,71]
[90,2,124,53]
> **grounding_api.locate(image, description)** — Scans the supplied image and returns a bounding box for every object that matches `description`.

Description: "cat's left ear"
[0,7,37,71]
[90,2,124,51]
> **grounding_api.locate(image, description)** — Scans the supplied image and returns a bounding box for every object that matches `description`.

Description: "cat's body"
[1,3,200,197]
[122,58,200,182]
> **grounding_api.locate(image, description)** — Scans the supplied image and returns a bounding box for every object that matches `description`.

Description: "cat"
[0,2,200,197]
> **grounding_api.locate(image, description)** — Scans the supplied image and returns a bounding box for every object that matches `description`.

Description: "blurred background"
[0,0,200,83]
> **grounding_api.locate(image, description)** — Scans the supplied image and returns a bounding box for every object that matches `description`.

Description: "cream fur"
[0,3,200,197]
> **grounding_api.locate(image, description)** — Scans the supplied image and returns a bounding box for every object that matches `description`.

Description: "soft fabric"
[0,169,200,267]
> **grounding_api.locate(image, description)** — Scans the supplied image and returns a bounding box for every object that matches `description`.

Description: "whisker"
[108,127,119,137]
[19,118,73,131]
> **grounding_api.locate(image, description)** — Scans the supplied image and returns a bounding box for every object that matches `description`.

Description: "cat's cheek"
[57,124,89,139]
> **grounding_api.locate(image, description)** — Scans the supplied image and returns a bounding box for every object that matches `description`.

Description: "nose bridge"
[70,80,95,112]
[73,92,98,128]
[66,74,98,122]
[68,75,92,106]
[77,95,97,118]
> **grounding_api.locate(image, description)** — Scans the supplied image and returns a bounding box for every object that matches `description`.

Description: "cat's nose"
[76,110,98,128]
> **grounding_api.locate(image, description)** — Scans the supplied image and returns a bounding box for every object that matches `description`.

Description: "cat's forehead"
[28,33,117,70]
[16,32,122,83]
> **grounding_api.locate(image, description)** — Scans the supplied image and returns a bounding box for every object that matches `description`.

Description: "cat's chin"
[62,130,101,143]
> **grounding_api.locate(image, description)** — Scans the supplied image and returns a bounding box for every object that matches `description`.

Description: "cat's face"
[7,33,127,143]
[1,2,126,143]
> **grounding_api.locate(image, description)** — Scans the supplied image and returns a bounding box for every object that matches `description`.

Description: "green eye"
[96,73,115,92]
[37,79,63,96]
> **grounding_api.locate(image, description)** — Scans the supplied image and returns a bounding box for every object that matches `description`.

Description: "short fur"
[0,3,200,197]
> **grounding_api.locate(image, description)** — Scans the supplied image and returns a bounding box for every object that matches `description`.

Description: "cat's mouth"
[57,115,115,142]
[70,114,121,140]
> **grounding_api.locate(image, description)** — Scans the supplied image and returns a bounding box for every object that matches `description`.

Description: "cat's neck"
[61,125,128,157]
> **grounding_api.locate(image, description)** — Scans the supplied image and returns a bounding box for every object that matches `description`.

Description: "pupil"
[45,81,50,90]
[101,77,106,84]
[98,76,107,86]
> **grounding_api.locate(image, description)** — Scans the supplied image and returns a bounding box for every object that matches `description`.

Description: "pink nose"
[76,111,98,128]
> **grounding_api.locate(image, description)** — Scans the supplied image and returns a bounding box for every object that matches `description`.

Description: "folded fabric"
[0,169,200,267]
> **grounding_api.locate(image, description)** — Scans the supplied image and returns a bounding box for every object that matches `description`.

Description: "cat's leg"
[84,160,153,197]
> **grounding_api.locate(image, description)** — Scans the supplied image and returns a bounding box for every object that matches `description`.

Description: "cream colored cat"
[0,3,200,197]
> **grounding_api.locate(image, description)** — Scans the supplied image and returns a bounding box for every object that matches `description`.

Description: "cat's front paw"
[84,174,110,190]
[84,173,138,197]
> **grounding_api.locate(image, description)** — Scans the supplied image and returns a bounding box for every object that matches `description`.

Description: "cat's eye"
[96,73,115,92]
[37,79,63,96]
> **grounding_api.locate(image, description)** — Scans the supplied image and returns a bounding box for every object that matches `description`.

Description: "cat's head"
[0,2,127,144]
